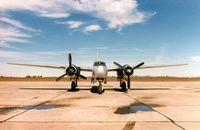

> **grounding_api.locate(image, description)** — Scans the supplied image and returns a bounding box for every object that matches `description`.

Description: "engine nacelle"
[123,65,134,76]
[65,65,80,76]
[117,64,134,77]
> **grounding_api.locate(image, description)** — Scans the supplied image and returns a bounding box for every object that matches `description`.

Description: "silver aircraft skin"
[92,61,107,84]
[7,52,188,94]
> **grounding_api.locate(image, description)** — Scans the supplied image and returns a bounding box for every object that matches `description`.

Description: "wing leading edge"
[108,63,188,71]
[7,62,93,71]
[136,63,188,69]
[8,62,188,71]
[7,62,66,69]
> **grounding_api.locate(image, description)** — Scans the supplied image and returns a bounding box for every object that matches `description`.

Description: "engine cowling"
[56,52,87,82]
[116,65,134,77]
[123,65,134,76]
[65,65,79,76]
[113,61,145,90]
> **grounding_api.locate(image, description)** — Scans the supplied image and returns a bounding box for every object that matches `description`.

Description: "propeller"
[112,61,145,89]
[56,73,67,81]
[112,61,122,68]
[56,52,87,81]
[68,52,72,67]
[79,74,87,79]
[133,62,145,69]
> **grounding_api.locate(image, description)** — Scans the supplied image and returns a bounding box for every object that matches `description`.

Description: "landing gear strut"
[71,80,77,90]
[120,81,127,91]
[98,82,103,94]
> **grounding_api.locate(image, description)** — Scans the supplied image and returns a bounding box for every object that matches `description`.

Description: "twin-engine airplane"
[8,52,188,94]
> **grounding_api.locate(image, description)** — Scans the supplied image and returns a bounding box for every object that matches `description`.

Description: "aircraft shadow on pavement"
[20,86,102,93]
[113,87,170,92]
[20,86,170,94]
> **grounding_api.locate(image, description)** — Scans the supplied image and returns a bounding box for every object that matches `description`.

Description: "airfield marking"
[0,91,66,123]
[124,93,186,130]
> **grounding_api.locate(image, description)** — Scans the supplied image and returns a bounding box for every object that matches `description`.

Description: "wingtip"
[180,63,189,66]
[68,52,71,54]
[7,62,13,65]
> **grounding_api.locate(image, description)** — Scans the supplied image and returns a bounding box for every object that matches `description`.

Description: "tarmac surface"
[0,81,200,130]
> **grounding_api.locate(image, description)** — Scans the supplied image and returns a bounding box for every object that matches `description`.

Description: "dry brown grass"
[0,76,200,82]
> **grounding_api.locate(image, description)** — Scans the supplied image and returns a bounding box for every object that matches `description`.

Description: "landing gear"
[120,81,127,91]
[98,82,103,94]
[71,80,77,90]
[127,76,131,89]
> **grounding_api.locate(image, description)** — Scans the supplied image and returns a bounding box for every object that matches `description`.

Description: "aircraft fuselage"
[92,61,107,83]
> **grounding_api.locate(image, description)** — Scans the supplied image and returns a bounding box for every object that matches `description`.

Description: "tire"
[121,82,127,91]
[71,81,76,90]
[98,84,103,94]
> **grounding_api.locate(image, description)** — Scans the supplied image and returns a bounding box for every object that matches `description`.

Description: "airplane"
[7,52,188,94]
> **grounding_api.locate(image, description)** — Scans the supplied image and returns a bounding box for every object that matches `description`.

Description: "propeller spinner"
[56,52,87,81]
[113,61,145,89]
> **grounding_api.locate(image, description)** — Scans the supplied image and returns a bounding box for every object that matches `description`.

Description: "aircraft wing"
[8,62,93,72]
[7,62,66,69]
[108,63,188,71]
[136,63,188,69]
[80,68,92,72]
[108,68,119,72]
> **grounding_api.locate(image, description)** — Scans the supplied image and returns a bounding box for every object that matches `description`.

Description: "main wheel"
[98,84,103,94]
[71,81,76,90]
[121,82,127,91]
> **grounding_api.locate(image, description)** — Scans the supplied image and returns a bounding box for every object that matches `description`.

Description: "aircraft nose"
[98,66,104,72]
[95,66,107,78]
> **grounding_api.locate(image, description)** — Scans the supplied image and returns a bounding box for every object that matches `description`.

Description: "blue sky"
[0,0,200,77]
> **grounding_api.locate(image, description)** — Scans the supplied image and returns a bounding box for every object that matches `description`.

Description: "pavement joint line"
[0,91,66,123]
[124,93,186,130]
[4,121,200,123]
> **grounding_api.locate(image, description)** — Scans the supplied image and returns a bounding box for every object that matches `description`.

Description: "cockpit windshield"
[93,61,106,66]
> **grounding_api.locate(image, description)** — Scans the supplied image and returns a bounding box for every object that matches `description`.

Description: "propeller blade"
[68,52,72,67]
[73,72,87,80]
[133,62,145,69]
[127,76,131,89]
[79,74,87,80]
[56,73,67,81]
[112,61,122,68]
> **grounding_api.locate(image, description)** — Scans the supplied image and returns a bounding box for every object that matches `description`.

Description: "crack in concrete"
[0,92,66,123]
[124,93,186,130]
